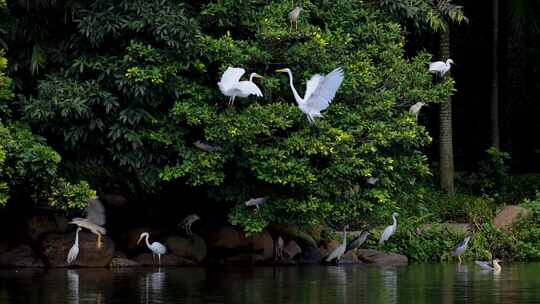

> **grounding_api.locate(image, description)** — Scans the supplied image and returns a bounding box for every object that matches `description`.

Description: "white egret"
[137,232,167,266]
[429,59,454,77]
[67,227,82,264]
[451,236,471,264]
[475,259,502,273]
[379,212,398,245]
[218,67,263,106]
[276,67,344,123]
[288,6,303,31]
[346,231,369,252]
[409,102,427,121]
[194,140,222,152]
[178,214,200,236]
[326,225,348,263]
[244,197,268,210]
[69,197,106,249]
[275,236,284,260]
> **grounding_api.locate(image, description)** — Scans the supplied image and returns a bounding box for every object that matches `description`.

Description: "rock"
[356,249,408,266]
[164,235,207,263]
[109,258,139,268]
[297,246,322,264]
[41,232,114,267]
[113,251,127,259]
[224,253,265,266]
[493,205,530,230]
[250,231,273,259]
[269,224,317,248]
[206,226,250,252]
[101,193,129,207]
[26,214,68,242]
[339,251,363,264]
[0,245,44,268]
[319,240,340,258]
[134,253,196,266]
[284,240,302,259]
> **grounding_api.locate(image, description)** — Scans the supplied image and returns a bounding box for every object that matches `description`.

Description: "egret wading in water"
[288,6,302,31]
[69,197,106,249]
[276,67,344,123]
[451,236,471,264]
[218,67,263,106]
[137,232,167,266]
[275,236,284,260]
[379,212,398,245]
[429,59,454,77]
[67,227,82,264]
[346,231,369,252]
[409,102,427,121]
[326,225,348,263]
[178,214,200,236]
[475,259,502,274]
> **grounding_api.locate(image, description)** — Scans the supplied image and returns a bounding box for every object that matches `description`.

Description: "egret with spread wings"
[218,67,263,106]
[69,197,106,249]
[276,67,344,123]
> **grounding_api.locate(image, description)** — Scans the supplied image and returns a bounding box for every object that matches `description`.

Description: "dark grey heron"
[69,197,106,249]
[346,231,369,252]
[451,236,471,264]
[475,259,502,274]
[245,197,268,210]
[288,6,303,31]
[178,214,200,236]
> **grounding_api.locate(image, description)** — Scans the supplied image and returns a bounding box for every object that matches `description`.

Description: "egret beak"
[254,74,263,79]
[275,68,287,73]
[137,236,143,246]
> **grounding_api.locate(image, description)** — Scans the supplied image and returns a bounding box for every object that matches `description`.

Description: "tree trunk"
[491,0,500,149]
[439,30,455,195]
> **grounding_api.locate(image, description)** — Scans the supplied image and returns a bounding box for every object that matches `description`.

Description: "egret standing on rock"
[137,232,167,266]
[178,214,200,236]
[429,59,454,77]
[218,67,263,107]
[288,6,303,31]
[276,67,344,123]
[67,227,82,264]
[379,212,398,245]
[475,259,502,274]
[346,231,369,252]
[451,236,471,264]
[326,225,348,263]
[69,197,106,249]
[409,102,427,121]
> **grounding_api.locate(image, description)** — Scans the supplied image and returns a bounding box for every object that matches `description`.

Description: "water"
[1,263,540,303]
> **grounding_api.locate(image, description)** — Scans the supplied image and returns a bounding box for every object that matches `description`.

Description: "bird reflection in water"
[141,269,166,304]
[67,270,79,304]
[381,267,398,304]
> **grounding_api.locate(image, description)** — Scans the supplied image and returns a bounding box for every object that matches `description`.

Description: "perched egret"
[451,236,471,264]
[409,102,427,121]
[288,6,303,31]
[194,140,222,152]
[276,67,344,123]
[346,231,369,252]
[218,67,263,106]
[245,197,268,210]
[178,214,200,236]
[138,232,167,266]
[275,236,284,260]
[379,212,398,245]
[326,225,348,263]
[67,227,82,264]
[69,197,106,249]
[429,59,454,77]
[475,259,502,273]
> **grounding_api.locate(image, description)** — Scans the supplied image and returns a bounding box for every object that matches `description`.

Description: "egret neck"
[75,229,80,245]
[392,214,397,227]
[277,69,302,105]
[342,226,348,247]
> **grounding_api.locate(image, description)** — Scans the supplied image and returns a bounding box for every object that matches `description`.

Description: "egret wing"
[326,244,345,262]
[67,245,79,264]
[302,74,323,103]
[379,225,394,245]
[428,62,445,73]
[304,68,344,112]
[86,198,106,226]
[218,67,246,93]
[235,81,263,97]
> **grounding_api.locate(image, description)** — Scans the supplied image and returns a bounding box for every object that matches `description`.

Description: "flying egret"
[275,236,284,260]
[451,236,471,264]
[218,67,263,106]
[69,197,106,249]
[67,227,82,264]
[409,102,427,121]
[326,225,348,263]
[178,214,200,236]
[245,197,268,210]
[137,232,167,266]
[346,231,369,252]
[475,259,502,274]
[429,59,454,77]
[276,67,344,123]
[379,212,398,245]
[288,6,303,31]
[194,140,222,152]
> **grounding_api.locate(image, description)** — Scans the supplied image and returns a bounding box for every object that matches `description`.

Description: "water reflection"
[66,270,79,304]
[140,269,166,304]
[381,267,398,304]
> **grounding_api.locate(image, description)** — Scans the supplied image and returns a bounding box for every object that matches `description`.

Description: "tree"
[491,0,499,149]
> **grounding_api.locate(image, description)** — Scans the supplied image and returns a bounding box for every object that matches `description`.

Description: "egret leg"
[152,254,155,266]
[97,233,102,249]
[295,21,298,31]
[158,254,161,266]
[187,224,192,236]
[458,255,462,265]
